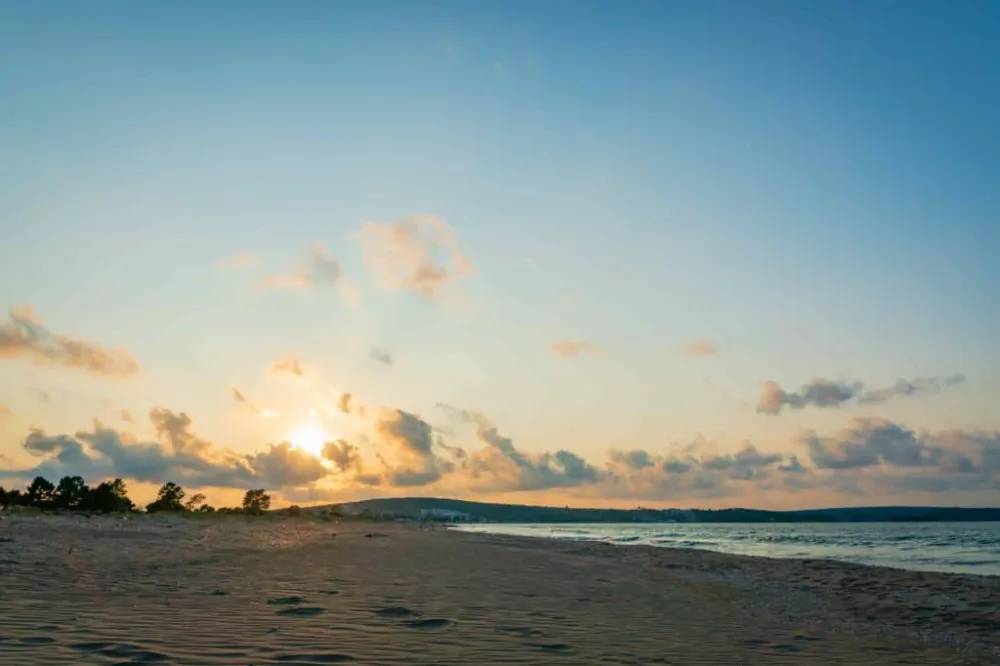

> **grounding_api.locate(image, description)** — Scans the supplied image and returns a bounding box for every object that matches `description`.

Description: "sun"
[289,423,331,458]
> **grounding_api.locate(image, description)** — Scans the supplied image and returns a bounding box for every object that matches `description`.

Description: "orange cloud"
[0,306,139,378]
[356,215,473,301]
[682,340,718,357]
[550,339,599,359]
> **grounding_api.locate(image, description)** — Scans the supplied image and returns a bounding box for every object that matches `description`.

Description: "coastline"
[449,521,1000,576]
[1,514,997,664]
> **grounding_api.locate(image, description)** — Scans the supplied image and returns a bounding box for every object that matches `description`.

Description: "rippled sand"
[0,514,997,665]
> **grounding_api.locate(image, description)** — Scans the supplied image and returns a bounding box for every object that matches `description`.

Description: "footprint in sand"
[69,643,170,662]
[273,653,354,663]
[403,618,455,630]
[268,596,326,617]
[498,626,544,639]
[526,642,572,653]
[374,606,419,618]
[268,596,306,606]
[276,606,326,617]
[17,636,55,645]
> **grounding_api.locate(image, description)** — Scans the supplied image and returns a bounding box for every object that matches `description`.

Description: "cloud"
[797,418,1000,494]
[149,407,213,456]
[322,439,360,472]
[8,393,998,504]
[608,448,655,470]
[604,440,804,501]
[356,215,473,301]
[682,340,718,357]
[230,387,280,419]
[5,409,334,490]
[856,374,967,405]
[438,405,602,492]
[757,375,966,415]
[268,357,311,386]
[373,408,459,487]
[257,244,357,303]
[245,442,330,487]
[550,340,599,359]
[802,418,952,470]
[119,409,133,422]
[336,392,354,415]
[219,251,258,269]
[0,306,139,378]
[370,346,393,366]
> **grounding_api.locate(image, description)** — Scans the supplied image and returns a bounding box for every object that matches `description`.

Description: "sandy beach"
[1,515,998,665]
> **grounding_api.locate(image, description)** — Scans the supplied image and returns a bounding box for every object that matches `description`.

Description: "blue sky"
[2,1,998,508]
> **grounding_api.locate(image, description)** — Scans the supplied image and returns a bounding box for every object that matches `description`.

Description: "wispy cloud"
[356,215,473,301]
[682,340,718,357]
[550,339,599,359]
[0,306,139,378]
[0,404,12,420]
[757,375,966,415]
[119,409,134,422]
[219,251,258,269]
[230,387,279,419]
[370,346,393,366]
[267,357,312,387]
[257,244,357,304]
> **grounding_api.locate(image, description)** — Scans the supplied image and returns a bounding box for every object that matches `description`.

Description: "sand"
[0,514,998,665]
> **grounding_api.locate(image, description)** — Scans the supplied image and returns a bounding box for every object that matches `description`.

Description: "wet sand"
[0,514,997,665]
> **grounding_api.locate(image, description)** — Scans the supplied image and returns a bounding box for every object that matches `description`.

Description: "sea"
[453,522,1000,576]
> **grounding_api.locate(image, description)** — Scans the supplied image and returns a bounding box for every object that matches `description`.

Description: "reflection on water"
[453,522,1000,576]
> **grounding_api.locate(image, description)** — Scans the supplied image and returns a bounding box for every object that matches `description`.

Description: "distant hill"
[313,497,1000,523]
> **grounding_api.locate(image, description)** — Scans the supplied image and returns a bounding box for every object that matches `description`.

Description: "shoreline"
[2,514,998,664]
[449,520,1000,578]
[456,528,1000,658]
[453,523,1000,579]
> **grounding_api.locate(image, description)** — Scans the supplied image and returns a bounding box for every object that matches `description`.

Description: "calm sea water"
[453,522,1000,576]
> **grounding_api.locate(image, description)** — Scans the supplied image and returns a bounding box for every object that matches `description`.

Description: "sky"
[2,1,999,509]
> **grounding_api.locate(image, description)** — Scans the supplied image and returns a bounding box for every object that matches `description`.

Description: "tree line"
[0,476,271,515]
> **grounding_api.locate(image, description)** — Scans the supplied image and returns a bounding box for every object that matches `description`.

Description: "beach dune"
[0,515,997,665]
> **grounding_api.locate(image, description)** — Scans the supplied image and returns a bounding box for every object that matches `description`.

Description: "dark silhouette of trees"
[55,475,89,510]
[184,492,206,511]
[90,479,135,513]
[1,488,24,508]
[146,482,186,513]
[242,489,271,515]
[2,476,135,513]
[26,476,57,508]
[1,476,229,517]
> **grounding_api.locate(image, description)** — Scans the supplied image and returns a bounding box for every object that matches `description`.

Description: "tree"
[55,476,89,510]
[241,489,271,515]
[3,489,24,508]
[184,493,206,511]
[146,482,186,513]
[90,479,134,513]
[26,476,56,508]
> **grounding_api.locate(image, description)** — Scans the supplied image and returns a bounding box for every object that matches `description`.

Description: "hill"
[312,497,1000,523]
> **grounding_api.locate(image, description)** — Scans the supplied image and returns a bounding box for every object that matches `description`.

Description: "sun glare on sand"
[289,423,331,458]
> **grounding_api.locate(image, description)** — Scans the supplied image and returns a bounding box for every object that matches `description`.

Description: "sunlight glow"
[288,423,331,458]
